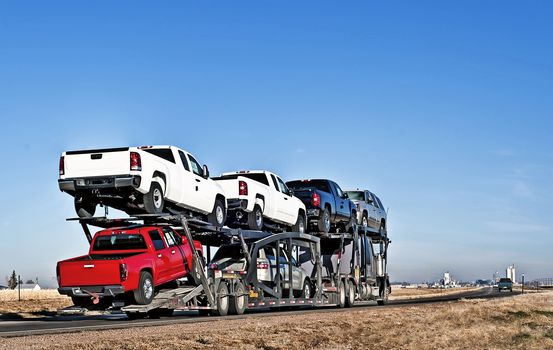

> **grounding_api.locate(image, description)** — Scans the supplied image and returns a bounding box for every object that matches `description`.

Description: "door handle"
[195,179,201,182]
[284,197,288,200]
[171,250,176,254]
[157,254,162,258]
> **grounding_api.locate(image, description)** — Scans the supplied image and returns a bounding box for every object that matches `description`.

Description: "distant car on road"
[497,278,513,292]
[344,189,387,233]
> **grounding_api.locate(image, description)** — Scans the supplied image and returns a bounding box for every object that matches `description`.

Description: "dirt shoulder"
[1,291,552,349]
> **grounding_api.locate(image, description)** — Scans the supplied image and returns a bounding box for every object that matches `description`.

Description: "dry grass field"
[0,289,71,318]
[1,290,552,349]
[389,286,479,300]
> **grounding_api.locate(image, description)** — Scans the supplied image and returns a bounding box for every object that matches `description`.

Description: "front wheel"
[229,281,247,315]
[208,199,226,228]
[212,281,229,316]
[247,205,264,231]
[337,280,346,308]
[290,213,306,233]
[345,280,355,307]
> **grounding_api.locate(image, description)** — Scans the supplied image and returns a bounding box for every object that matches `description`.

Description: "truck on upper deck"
[213,170,306,232]
[58,145,227,227]
[286,179,357,233]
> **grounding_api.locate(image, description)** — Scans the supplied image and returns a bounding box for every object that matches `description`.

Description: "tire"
[345,280,355,307]
[290,213,306,233]
[377,278,388,306]
[212,281,229,316]
[71,296,92,308]
[147,308,174,318]
[126,312,147,320]
[143,182,164,214]
[133,271,155,305]
[301,279,311,298]
[229,281,247,315]
[74,196,97,218]
[317,207,331,233]
[208,199,226,228]
[337,280,346,308]
[247,205,264,231]
[346,212,356,233]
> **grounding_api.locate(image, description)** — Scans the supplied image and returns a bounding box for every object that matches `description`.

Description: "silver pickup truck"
[344,189,387,234]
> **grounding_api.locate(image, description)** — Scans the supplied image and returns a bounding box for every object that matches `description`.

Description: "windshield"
[345,191,364,201]
[210,245,246,271]
[93,234,147,251]
[499,278,512,283]
[287,180,330,193]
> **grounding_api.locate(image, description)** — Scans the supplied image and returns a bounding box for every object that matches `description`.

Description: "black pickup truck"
[286,179,356,233]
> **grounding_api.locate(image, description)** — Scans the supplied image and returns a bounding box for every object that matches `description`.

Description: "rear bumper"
[227,198,249,211]
[58,285,125,297]
[59,176,141,192]
[307,208,320,219]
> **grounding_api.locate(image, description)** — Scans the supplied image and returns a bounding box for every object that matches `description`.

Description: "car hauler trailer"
[60,214,390,318]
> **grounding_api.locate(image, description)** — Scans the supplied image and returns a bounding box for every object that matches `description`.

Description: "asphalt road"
[0,287,517,338]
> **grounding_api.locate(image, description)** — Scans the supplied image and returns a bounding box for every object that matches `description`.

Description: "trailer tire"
[377,278,388,306]
[337,280,346,308]
[208,199,226,228]
[147,308,174,318]
[133,271,154,305]
[247,205,264,231]
[143,182,164,214]
[212,281,229,316]
[229,281,247,315]
[126,312,147,320]
[345,280,355,307]
[317,207,331,233]
[301,279,312,298]
[74,196,97,218]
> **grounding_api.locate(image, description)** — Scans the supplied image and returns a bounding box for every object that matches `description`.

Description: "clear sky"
[1,1,552,287]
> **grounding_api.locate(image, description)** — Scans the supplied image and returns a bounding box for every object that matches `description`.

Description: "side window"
[376,196,385,211]
[148,230,166,251]
[334,183,344,198]
[178,151,190,172]
[144,148,176,163]
[277,177,290,195]
[163,231,177,247]
[187,155,202,176]
[366,192,375,205]
[163,227,182,245]
[270,174,280,191]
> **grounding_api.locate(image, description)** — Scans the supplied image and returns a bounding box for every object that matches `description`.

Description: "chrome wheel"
[143,278,153,300]
[362,216,368,228]
[216,205,224,225]
[255,210,263,227]
[298,218,305,233]
[324,211,331,231]
[153,188,163,209]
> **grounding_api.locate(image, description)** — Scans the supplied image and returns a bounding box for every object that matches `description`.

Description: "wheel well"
[298,208,306,220]
[141,267,153,280]
[380,219,386,229]
[215,194,226,208]
[324,203,331,212]
[363,210,368,218]
[255,194,265,210]
[152,171,167,192]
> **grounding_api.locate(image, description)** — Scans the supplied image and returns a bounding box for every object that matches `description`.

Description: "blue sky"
[1,1,552,286]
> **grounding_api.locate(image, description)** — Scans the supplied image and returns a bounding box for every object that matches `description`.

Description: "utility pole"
[521,273,525,295]
[18,275,21,301]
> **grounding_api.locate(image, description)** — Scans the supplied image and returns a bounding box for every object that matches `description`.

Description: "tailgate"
[291,189,313,203]
[213,178,239,198]
[59,259,121,287]
[63,148,131,178]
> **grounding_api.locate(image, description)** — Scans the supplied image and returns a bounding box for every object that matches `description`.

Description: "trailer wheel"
[126,312,147,320]
[247,205,264,231]
[143,182,164,214]
[345,280,355,307]
[74,196,97,218]
[133,271,154,305]
[208,199,226,228]
[212,281,229,316]
[229,281,247,315]
[317,207,331,233]
[377,278,388,306]
[147,308,174,318]
[337,280,346,308]
[301,279,312,298]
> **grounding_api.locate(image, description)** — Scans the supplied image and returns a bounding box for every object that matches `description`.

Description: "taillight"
[130,152,141,171]
[312,192,321,207]
[59,156,65,176]
[256,261,269,269]
[119,263,128,282]
[239,181,248,196]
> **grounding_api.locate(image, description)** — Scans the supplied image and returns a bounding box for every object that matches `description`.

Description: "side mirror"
[202,164,210,179]
[342,193,349,199]
[289,189,295,196]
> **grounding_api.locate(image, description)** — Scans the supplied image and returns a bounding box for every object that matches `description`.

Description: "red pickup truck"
[57,224,202,307]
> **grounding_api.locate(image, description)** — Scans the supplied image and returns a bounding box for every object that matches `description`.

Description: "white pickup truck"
[212,171,306,232]
[58,145,227,227]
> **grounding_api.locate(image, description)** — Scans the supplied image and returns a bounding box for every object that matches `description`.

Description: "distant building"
[506,265,516,282]
[19,283,41,291]
[443,272,451,286]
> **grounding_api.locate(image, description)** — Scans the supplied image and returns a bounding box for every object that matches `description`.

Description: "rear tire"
[143,182,164,214]
[208,199,226,228]
[291,213,306,233]
[133,271,154,305]
[337,280,346,308]
[229,281,247,315]
[317,207,331,233]
[74,196,97,218]
[301,279,312,298]
[247,205,264,231]
[212,281,229,316]
[345,280,355,307]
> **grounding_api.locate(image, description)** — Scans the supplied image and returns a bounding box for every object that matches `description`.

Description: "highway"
[0,287,516,337]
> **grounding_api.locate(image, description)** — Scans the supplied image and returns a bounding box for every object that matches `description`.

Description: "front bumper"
[58,285,125,298]
[59,175,141,192]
